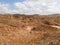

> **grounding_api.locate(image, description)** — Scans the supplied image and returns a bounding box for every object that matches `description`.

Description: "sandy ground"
[0,14,60,45]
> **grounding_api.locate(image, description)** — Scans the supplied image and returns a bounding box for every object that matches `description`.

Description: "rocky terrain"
[0,14,60,45]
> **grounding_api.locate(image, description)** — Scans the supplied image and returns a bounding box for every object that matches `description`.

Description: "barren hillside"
[0,14,60,45]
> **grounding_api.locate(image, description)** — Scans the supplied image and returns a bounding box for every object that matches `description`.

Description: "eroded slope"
[0,14,60,45]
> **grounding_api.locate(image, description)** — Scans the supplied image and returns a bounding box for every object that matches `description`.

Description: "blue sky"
[0,0,60,15]
[0,0,24,4]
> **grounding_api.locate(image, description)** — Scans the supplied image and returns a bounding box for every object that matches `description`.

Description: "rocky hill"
[0,14,60,45]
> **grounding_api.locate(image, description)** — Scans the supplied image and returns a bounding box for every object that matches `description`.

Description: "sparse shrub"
[49,42,54,45]
[32,27,36,30]
[13,14,20,19]
[44,21,50,25]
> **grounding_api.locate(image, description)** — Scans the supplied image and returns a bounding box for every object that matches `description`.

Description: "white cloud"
[0,3,10,14]
[0,0,60,15]
[0,3,20,14]
[14,0,60,14]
